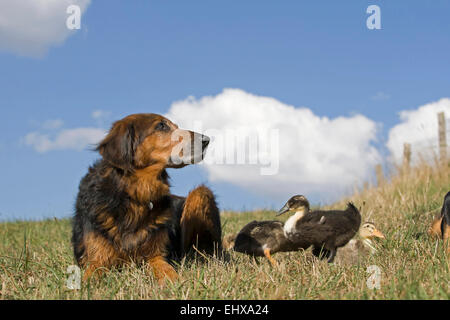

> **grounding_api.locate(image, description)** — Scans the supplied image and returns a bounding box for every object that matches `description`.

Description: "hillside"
[0,162,448,300]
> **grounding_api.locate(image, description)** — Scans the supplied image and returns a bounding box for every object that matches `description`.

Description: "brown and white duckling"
[277,195,362,263]
[335,222,385,265]
[232,220,305,266]
[277,195,312,238]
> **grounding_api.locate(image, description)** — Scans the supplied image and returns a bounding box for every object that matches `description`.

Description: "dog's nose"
[202,135,210,149]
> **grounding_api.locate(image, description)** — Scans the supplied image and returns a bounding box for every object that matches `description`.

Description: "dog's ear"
[97,120,138,172]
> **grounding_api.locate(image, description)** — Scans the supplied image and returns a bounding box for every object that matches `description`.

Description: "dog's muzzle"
[168,129,210,167]
[201,134,210,151]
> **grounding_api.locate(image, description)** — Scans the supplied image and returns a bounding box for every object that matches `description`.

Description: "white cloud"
[165,88,381,201]
[25,111,110,153]
[42,119,64,130]
[92,110,111,120]
[24,127,106,153]
[386,98,450,164]
[371,91,391,101]
[91,109,112,127]
[0,0,91,57]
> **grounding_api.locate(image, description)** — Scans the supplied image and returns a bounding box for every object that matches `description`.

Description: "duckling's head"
[359,222,385,240]
[222,234,236,250]
[277,195,310,216]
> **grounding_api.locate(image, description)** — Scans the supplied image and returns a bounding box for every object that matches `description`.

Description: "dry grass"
[0,162,449,300]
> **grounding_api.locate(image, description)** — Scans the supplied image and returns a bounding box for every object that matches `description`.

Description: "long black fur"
[440,191,450,240]
[72,160,185,264]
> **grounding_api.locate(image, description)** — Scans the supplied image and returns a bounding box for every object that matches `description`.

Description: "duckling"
[277,195,362,263]
[277,195,311,238]
[222,233,237,250]
[335,222,385,265]
[232,220,306,267]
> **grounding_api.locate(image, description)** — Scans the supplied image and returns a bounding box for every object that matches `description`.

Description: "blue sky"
[1,1,449,221]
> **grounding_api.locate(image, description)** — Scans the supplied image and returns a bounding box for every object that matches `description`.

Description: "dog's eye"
[155,121,169,132]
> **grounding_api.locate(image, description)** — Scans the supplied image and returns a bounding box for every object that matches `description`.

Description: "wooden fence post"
[375,164,384,186]
[403,143,411,169]
[438,112,447,163]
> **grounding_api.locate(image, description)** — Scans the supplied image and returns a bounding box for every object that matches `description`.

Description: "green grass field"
[0,162,449,300]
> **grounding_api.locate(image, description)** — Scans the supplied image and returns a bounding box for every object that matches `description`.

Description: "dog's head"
[97,114,210,172]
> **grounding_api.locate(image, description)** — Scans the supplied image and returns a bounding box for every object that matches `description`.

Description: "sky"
[0,1,449,221]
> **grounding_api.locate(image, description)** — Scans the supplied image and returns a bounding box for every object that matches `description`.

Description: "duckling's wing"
[296,212,359,248]
[249,221,282,237]
[334,224,360,247]
[309,210,360,231]
[289,222,335,248]
[238,220,259,232]
[258,220,284,228]
[265,226,296,252]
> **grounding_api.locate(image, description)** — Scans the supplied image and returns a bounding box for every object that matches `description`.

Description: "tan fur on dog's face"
[133,115,182,169]
[97,113,209,171]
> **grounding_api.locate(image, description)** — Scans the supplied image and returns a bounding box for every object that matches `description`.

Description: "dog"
[428,191,450,245]
[72,113,222,283]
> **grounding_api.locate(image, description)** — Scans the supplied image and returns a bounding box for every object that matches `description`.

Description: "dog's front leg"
[180,185,222,256]
[148,256,178,285]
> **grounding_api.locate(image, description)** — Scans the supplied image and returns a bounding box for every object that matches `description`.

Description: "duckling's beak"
[372,228,385,239]
[277,204,290,216]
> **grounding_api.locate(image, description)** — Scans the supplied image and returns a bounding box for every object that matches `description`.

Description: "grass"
[0,162,449,300]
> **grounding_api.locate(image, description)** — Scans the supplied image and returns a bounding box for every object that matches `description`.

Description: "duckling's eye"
[155,121,169,132]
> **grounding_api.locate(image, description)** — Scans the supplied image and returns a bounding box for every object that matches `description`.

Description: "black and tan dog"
[428,191,450,247]
[72,114,222,283]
